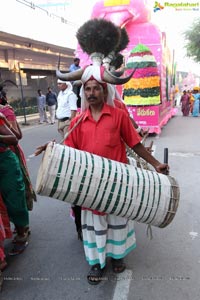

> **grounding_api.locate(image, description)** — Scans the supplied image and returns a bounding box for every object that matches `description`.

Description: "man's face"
[84,80,105,106]
[75,60,80,66]
[57,83,67,91]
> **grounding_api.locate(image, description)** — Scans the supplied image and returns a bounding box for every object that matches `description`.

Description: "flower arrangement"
[123,44,161,106]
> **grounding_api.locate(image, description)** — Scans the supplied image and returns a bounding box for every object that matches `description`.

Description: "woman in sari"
[0,117,30,290]
[0,90,37,211]
[192,87,200,117]
[180,90,190,116]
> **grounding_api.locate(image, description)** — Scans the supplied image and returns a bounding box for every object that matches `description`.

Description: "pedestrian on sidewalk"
[56,79,77,139]
[37,89,48,124]
[46,87,57,124]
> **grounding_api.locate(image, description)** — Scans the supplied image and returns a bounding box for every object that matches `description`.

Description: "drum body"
[36,142,180,228]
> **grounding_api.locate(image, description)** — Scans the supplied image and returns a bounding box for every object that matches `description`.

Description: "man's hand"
[154,163,169,175]
[34,144,48,156]
[34,140,55,156]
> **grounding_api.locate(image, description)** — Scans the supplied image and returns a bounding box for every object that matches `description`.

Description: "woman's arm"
[0,122,18,146]
[10,120,22,140]
[0,111,22,139]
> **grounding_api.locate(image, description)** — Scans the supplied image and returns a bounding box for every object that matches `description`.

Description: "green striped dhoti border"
[36,142,180,228]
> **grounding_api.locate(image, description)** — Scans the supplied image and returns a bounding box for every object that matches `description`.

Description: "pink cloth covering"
[0,105,16,121]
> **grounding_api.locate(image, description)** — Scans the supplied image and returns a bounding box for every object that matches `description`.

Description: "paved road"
[2,110,200,300]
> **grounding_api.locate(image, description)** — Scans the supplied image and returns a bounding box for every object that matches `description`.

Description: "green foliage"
[9,97,38,116]
[183,18,200,63]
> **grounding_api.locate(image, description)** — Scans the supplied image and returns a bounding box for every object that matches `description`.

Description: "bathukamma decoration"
[123,44,161,106]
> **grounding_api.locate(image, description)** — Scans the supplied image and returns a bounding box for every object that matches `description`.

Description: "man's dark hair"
[74,58,80,63]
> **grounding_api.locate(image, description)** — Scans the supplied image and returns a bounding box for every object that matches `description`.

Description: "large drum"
[36,142,180,228]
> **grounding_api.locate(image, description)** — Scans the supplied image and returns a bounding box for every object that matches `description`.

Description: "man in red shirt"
[64,77,169,285]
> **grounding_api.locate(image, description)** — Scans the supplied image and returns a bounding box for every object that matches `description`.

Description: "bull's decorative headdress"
[56,18,134,85]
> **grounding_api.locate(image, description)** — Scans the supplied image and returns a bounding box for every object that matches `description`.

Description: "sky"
[26,0,200,74]
[150,4,200,74]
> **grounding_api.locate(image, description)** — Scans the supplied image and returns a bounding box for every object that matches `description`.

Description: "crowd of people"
[180,87,200,117]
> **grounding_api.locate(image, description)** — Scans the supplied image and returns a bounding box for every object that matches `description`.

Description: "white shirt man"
[56,79,77,139]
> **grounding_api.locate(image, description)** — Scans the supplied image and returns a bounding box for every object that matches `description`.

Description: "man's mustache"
[87,96,97,100]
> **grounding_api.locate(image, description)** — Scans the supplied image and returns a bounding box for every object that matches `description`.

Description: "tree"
[183,18,200,63]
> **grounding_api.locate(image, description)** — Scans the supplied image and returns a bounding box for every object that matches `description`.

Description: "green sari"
[0,149,29,227]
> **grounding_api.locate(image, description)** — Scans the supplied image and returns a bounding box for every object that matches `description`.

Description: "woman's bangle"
[136,126,142,133]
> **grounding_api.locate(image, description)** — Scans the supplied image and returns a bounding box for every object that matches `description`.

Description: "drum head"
[35,142,54,193]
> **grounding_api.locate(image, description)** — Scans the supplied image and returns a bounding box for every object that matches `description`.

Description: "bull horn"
[103,68,136,85]
[110,67,125,77]
[56,69,84,81]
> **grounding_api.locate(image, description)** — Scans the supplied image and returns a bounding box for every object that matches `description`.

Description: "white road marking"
[189,231,198,240]
[112,270,133,300]
[170,152,200,157]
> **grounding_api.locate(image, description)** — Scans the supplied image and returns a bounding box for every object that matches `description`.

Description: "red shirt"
[65,103,141,164]
[65,103,142,215]
[114,99,129,117]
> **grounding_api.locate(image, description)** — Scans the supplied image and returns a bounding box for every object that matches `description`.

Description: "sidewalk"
[16,113,39,126]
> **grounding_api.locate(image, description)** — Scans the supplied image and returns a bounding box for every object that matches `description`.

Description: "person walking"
[192,87,200,117]
[56,79,77,139]
[46,87,57,124]
[188,90,194,114]
[63,73,169,285]
[35,18,169,286]
[180,90,190,116]
[37,89,48,124]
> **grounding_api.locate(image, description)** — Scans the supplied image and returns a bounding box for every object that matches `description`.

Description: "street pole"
[18,62,29,125]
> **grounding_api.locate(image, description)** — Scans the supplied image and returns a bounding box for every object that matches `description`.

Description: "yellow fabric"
[190,95,194,102]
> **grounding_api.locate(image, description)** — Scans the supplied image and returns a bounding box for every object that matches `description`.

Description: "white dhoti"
[82,210,136,269]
